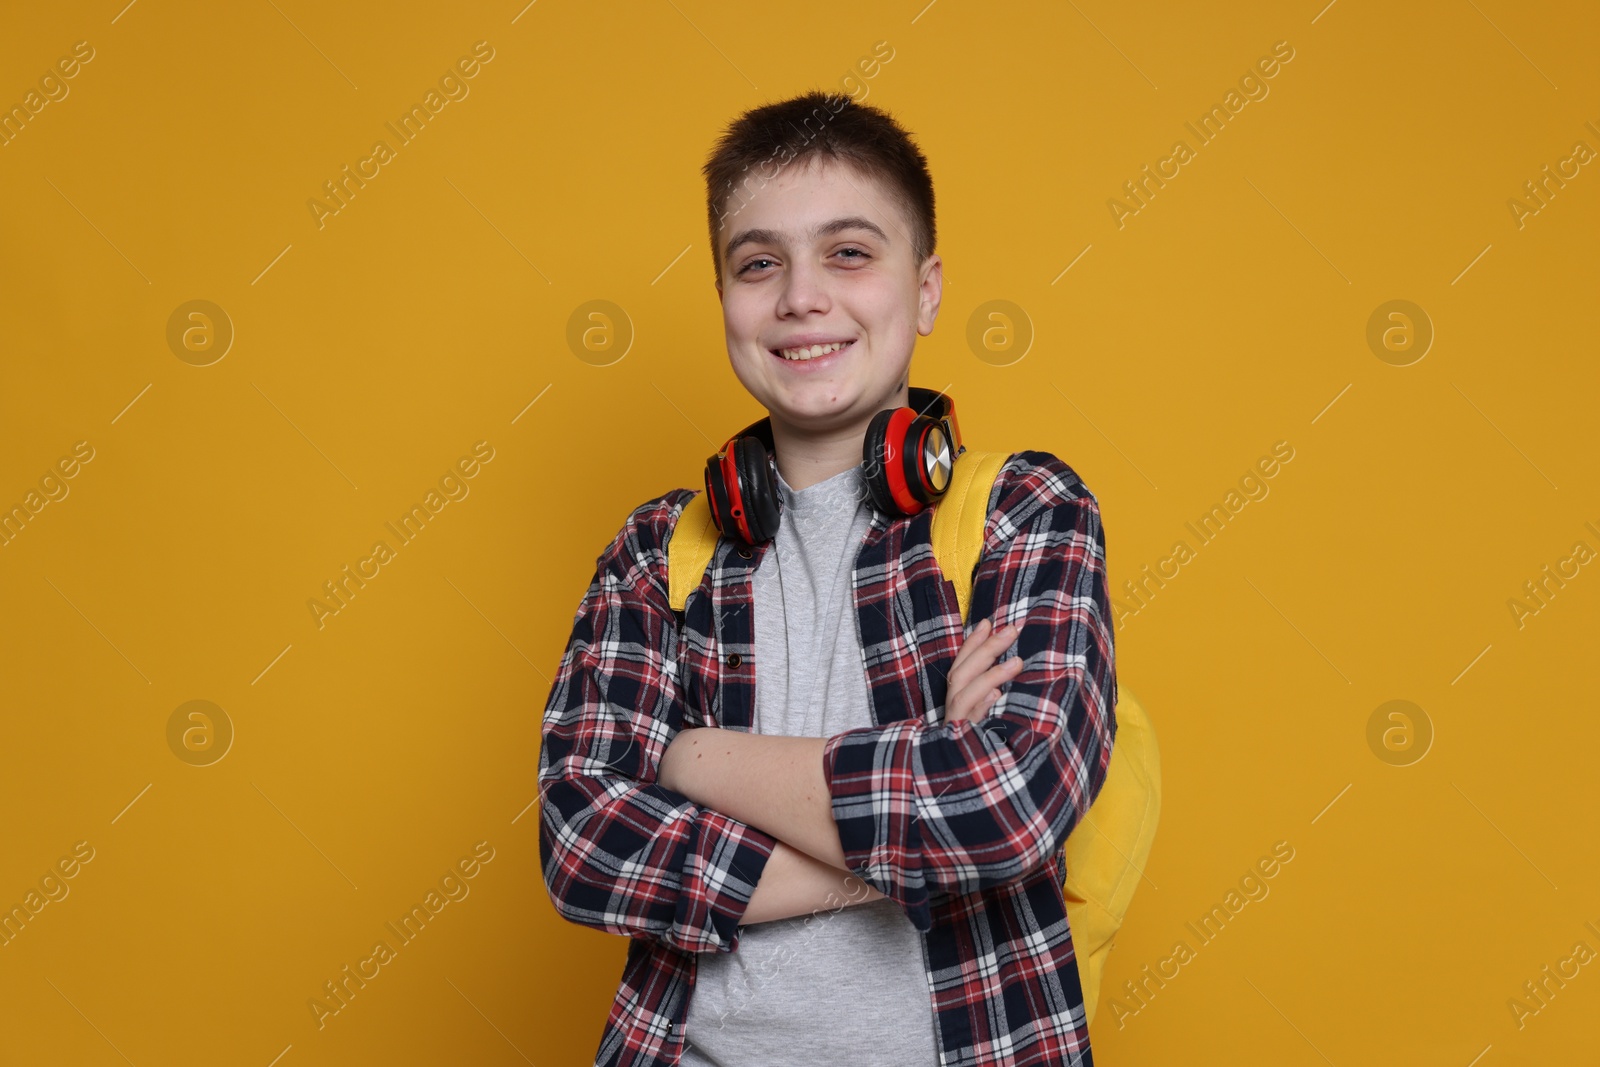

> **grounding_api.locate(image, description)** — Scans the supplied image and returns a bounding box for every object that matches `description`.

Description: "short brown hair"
[701,90,937,288]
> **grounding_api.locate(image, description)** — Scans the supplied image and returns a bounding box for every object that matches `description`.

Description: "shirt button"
[726,653,743,668]
[737,546,753,559]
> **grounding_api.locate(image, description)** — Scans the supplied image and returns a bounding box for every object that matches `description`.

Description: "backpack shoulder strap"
[929,450,1010,621]
[930,448,1161,1029]
[668,491,721,614]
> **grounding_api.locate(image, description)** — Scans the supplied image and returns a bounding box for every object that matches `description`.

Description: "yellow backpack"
[666,449,1161,1027]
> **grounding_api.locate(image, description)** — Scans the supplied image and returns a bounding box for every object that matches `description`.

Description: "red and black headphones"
[703,386,964,545]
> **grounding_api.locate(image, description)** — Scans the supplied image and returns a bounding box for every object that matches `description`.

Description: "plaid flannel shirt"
[538,449,1118,1067]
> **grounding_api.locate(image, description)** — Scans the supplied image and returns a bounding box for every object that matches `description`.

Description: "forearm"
[538,773,779,953]
[741,839,884,924]
[659,728,846,869]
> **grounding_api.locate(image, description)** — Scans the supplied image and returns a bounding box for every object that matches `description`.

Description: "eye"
[835,247,870,263]
[736,256,776,277]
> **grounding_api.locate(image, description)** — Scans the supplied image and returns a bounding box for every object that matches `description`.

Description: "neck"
[768,385,910,491]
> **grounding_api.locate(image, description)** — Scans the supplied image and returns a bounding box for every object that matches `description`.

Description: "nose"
[774,255,830,318]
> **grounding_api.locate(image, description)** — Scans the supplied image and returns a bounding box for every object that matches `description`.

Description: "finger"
[961,620,1018,664]
[946,684,1003,724]
[950,618,991,665]
[981,656,1026,689]
[981,618,1024,655]
[948,629,994,686]
[950,621,1020,688]
[944,670,984,721]
[954,619,1017,669]
[958,657,1024,707]
[949,655,1025,719]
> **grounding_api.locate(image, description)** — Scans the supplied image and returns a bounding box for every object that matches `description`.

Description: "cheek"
[859,287,921,341]
[724,294,776,346]
[722,331,772,386]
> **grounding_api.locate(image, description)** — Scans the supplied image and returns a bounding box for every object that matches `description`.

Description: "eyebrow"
[723,215,890,261]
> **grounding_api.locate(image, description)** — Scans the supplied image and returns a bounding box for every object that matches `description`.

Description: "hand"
[943,617,1026,724]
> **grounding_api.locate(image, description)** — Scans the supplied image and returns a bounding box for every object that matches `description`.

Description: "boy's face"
[714,156,941,439]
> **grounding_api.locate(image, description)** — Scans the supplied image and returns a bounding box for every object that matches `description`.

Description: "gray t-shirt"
[679,463,939,1066]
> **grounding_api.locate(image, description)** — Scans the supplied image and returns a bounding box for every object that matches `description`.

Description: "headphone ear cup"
[704,455,733,534]
[911,417,955,502]
[733,436,782,543]
[862,408,900,515]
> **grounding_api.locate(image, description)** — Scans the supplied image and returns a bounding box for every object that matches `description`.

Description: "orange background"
[1,1,1596,1064]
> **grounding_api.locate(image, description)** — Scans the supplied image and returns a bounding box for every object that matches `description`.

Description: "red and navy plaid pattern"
[539,450,1118,1066]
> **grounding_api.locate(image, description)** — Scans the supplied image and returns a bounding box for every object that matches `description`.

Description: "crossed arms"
[537,460,1117,954]
[655,612,1032,923]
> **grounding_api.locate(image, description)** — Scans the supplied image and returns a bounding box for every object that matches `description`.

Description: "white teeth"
[777,341,850,361]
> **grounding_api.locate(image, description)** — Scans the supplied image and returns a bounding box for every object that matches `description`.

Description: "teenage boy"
[539,91,1117,1067]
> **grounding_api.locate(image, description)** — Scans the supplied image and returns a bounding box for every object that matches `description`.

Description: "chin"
[780,383,884,423]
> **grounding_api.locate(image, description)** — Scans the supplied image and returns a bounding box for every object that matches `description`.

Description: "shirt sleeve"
[820,456,1118,932]
[538,495,778,955]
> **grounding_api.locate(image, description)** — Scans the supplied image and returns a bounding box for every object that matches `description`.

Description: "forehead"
[719,156,906,255]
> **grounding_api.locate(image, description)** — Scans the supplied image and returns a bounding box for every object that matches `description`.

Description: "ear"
[915,254,943,337]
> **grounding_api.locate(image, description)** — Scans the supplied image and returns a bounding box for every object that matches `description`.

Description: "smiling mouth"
[770,339,856,362]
